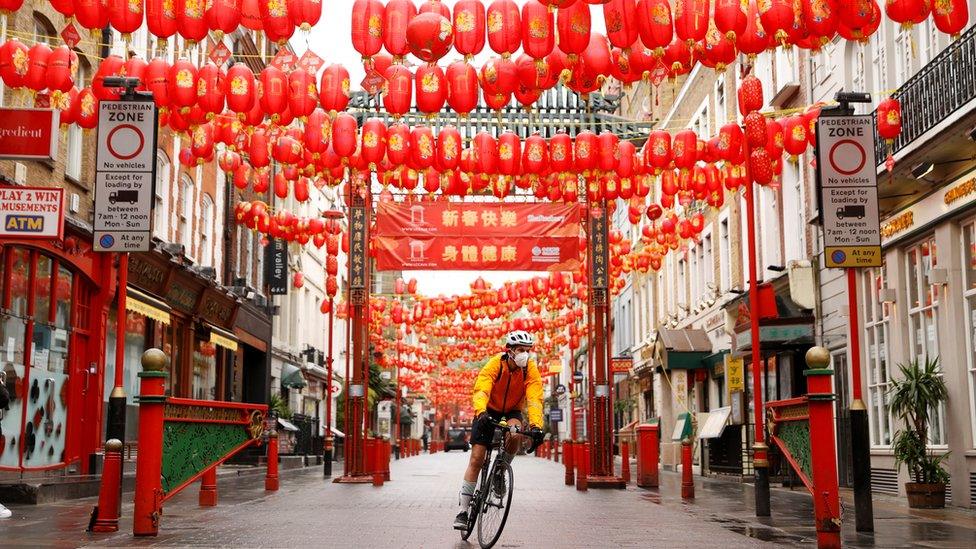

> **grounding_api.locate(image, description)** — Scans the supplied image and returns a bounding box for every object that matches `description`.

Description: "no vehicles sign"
[94,100,158,252]
[816,115,882,268]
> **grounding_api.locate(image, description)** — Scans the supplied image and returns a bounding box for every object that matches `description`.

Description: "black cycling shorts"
[470,409,523,447]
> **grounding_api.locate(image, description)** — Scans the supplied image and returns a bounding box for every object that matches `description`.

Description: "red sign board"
[270,49,297,72]
[361,69,386,95]
[208,42,232,66]
[611,358,631,373]
[0,108,59,161]
[297,50,324,74]
[373,202,582,272]
[0,186,65,240]
[60,23,80,48]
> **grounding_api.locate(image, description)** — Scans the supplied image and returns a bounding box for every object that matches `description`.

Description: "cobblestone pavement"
[0,452,775,549]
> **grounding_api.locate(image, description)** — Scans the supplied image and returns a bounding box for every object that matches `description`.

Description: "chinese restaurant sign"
[588,205,609,288]
[349,205,368,287]
[0,186,64,239]
[373,202,581,272]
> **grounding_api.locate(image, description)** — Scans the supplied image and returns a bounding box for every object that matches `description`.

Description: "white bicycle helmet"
[505,330,535,347]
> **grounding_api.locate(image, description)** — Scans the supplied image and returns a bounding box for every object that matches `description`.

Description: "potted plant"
[888,356,950,509]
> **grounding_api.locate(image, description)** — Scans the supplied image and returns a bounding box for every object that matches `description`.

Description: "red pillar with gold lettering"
[133,349,168,537]
[805,347,842,549]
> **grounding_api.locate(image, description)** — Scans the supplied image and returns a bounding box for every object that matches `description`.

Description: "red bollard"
[563,440,575,486]
[372,438,385,486]
[199,465,217,506]
[636,424,659,488]
[364,438,376,475]
[681,438,694,500]
[806,350,842,549]
[265,432,280,491]
[383,439,391,481]
[575,441,588,491]
[91,439,123,532]
[620,440,631,484]
[133,349,168,537]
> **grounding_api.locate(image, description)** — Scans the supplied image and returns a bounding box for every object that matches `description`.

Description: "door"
[832,350,853,487]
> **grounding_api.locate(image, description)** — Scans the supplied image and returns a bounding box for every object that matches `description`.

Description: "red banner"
[374,235,580,271]
[374,201,580,238]
[374,202,582,271]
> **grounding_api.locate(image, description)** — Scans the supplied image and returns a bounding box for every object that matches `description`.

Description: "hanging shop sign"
[0,108,59,161]
[93,100,159,252]
[349,205,368,288]
[816,115,882,268]
[725,355,745,394]
[374,235,580,271]
[880,169,976,247]
[0,186,64,239]
[265,238,289,295]
[589,205,609,288]
[611,357,631,373]
[375,202,580,237]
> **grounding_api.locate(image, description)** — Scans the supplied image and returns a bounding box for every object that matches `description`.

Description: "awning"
[327,428,345,438]
[281,362,308,389]
[126,288,171,324]
[209,326,238,351]
[277,417,300,431]
[703,350,730,376]
[653,328,712,370]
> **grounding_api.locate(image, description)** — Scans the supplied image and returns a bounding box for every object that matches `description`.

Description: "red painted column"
[681,438,695,500]
[265,432,279,491]
[805,348,842,549]
[90,439,123,532]
[199,466,217,507]
[133,349,168,537]
[636,424,659,488]
[620,440,630,484]
[563,440,575,486]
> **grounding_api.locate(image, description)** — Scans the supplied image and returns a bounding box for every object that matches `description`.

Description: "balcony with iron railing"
[874,24,976,163]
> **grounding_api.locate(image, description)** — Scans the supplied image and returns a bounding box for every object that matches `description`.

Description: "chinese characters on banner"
[373,202,582,272]
[588,205,609,289]
[349,205,367,289]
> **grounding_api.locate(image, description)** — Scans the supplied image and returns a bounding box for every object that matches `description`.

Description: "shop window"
[192,339,218,401]
[961,221,976,446]
[862,266,894,446]
[154,152,171,240]
[180,175,194,255]
[904,236,947,445]
[201,194,214,267]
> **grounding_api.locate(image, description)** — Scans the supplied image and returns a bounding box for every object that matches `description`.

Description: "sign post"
[816,94,876,533]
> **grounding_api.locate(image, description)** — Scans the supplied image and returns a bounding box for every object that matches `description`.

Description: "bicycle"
[459,418,543,549]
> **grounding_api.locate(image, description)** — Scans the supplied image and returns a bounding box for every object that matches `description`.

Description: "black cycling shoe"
[453,510,469,530]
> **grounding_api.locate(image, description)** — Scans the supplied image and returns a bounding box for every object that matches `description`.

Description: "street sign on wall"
[0,108,59,161]
[816,115,882,267]
[265,238,288,295]
[0,186,64,239]
[93,100,158,252]
[549,408,563,422]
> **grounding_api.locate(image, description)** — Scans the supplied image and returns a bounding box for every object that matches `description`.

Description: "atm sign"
[0,186,64,240]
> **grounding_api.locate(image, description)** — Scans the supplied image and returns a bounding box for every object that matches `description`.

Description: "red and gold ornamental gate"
[337,177,622,487]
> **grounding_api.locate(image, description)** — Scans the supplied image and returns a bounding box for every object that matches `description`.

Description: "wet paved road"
[1,451,974,547]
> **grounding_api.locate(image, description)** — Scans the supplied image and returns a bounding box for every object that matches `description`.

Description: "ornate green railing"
[766,396,813,493]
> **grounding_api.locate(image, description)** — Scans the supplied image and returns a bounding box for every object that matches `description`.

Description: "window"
[870,26,888,108]
[811,42,834,85]
[782,159,805,262]
[703,231,714,294]
[66,58,90,181]
[894,26,913,87]
[714,79,726,125]
[180,175,193,255]
[154,152,171,240]
[862,266,893,446]
[760,185,782,270]
[848,42,869,113]
[719,215,731,292]
[904,236,946,445]
[678,258,687,314]
[33,13,56,45]
[201,194,214,267]
[689,244,699,309]
[919,19,940,67]
[961,221,976,445]
[690,100,710,142]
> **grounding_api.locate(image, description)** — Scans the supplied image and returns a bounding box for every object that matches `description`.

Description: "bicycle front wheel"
[477,460,514,549]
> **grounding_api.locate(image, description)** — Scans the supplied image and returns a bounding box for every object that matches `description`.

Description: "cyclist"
[454,330,543,530]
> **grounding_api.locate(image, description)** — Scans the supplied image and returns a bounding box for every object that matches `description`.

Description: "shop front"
[0,227,113,474]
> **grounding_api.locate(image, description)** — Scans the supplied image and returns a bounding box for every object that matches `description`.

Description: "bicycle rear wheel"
[477,460,514,549]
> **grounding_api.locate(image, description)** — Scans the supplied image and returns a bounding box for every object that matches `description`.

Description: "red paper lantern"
[574,130,598,172]
[383,0,416,59]
[92,55,125,101]
[663,35,693,75]
[933,0,969,36]
[167,58,198,110]
[604,0,639,49]
[46,46,76,93]
[837,0,881,41]
[646,130,671,170]
[717,123,744,163]
[108,0,143,35]
[446,60,479,115]
[437,125,462,171]
[737,74,764,115]
[744,111,767,147]
[876,97,902,142]
[415,63,447,115]
[332,112,359,158]
[522,133,549,175]
[146,0,178,37]
[290,0,322,31]
[765,118,785,158]
[522,0,555,60]
[249,127,271,168]
[360,117,388,168]
[750,147,774,185]
[454,0,487,58]
[781,115,808,157]
[407,12,454,63]
[557,0,591,60]
[50,0,74,18]
[497,131,522,176]
[597,131,620,172]
[143,58,170,109]
[196,63,226,118]
[258,65,287,121]
[225,63,255,114]
[636,0,673,53]
[25,44,51,93]
[674,0,709,45]
[487,0,522,56]
[206,0,242,37]
[386,122,411,166]
[550,131,573,172]
[474,131,498,174]
[760,0,801,44]
[801,0,838,42]
[191,123,215,160]
[698,20,736,71]
[410,125,436,170]
[383,64,413,117]
[177,0,209,43]
[318,64,351,113]
[352,0,385,59]
[672,129,698,170]
[738,0,772,55]
[241,0,264,30]
[261,0,295,44]
[480,56,518,95]
[75,0,109,31]
[288,68,318,119]
[714,0,747,41]
[74,87,99,129]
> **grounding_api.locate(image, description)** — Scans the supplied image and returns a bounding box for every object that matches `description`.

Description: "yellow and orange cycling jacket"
[471,352,544,428]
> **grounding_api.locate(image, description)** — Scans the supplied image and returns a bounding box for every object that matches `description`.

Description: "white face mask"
[513,351,530,368]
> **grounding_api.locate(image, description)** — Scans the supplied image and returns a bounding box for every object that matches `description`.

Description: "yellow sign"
[824,246,883,268]
[210,330,239,351]
[125,296,171,324]
[548,360,563,374]
[726,356,744,394]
